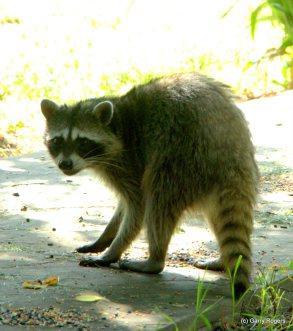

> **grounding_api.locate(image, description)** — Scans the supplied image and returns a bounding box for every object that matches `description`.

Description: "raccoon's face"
[40,99,122,176]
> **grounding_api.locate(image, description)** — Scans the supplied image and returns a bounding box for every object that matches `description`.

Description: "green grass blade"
[250,2,268,39]
[200,315,212,330]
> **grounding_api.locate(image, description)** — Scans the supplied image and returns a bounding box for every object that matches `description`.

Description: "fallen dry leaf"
[42,275,59,286]
[23,275,59,289]
[75,291,103,302]
[23,280,46,290]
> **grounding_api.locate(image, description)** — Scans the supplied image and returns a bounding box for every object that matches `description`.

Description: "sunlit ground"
[0,0,288,156]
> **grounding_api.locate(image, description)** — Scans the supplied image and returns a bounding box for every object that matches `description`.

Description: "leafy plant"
[189,276,223,330]
[250,0,293,89]
[227,255,247,321]
[242,264,293,330]
[7,121,24,134]
[161,260,292,330]
[0,16,21,25]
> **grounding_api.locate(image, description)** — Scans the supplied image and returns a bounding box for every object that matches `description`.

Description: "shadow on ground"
[1,93,293,329]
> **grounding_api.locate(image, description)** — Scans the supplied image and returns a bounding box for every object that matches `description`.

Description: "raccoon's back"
[115,73,257,187]
[121,73,251,151]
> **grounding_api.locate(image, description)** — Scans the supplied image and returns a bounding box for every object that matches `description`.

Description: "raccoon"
[41,73,258,298]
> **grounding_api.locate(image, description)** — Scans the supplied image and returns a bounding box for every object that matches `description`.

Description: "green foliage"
[7,121,24,134]
[250,0,293,88]
[227,255,246,320]
[190,277,222,330]
[162,261,292,330]
[160,312,179,331]
[0,16,21,24]
[98,69,158,96]
[0,82,10,100]
[250,0,293,41]
[243,264,293,331]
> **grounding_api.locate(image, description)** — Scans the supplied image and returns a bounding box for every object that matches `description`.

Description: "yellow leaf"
[75,291,103,302]
[22,280,46,289]
[22,275,59,289]
[42,275,59,286]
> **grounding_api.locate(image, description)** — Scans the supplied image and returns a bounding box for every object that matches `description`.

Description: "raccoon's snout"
[58,159,73,171]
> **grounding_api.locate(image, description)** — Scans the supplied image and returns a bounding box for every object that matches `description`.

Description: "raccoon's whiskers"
[83,148,129,160]
[86,158,125,172]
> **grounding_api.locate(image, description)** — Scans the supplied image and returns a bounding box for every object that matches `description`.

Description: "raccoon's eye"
[78,137,92,146]
[51,137,64,146]
[48,136,64,156]
[76,137,105,158]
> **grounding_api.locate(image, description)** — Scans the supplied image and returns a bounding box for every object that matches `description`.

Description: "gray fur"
[41,73,258,298]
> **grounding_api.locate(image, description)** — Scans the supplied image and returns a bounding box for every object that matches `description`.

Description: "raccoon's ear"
[41,99,59,120]
[93,101,114,126]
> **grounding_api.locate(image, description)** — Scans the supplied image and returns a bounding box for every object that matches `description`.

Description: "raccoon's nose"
[59,159,73,171]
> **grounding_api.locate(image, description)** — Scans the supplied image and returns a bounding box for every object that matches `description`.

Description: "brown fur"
[41,73,259,298]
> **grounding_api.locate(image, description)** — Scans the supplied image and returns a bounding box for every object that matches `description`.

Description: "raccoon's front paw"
[79,254,118,267]
[119,259,165,274]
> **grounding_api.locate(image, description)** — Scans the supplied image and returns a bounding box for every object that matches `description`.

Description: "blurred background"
[0,0,292,157]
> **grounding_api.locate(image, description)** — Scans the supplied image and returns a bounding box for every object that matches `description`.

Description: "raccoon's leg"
[119,200,180,273]
[207,187,254,299]
[76,202,124,253]
[80,194,143,267]
[119,167,186,274]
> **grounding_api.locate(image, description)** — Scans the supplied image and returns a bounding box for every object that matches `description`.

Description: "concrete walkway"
[0,92,292,330]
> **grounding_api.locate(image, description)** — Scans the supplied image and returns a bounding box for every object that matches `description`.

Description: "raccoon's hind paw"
[76,244,97,253]
[76,242,108,253]
[194,257,224,271]
[79,255,118,268]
